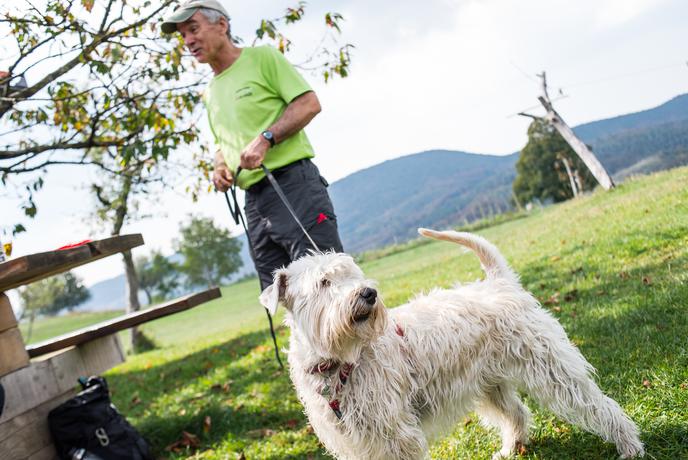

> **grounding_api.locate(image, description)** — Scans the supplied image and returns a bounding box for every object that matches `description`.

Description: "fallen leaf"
[183,431,200,447]
[680,383,687,390]
[203,416,212,434]
[552,306,562,313]
[130,395,141,406]
[518,442,527,455]
[642,276,652,286]
[285,419,299,429]
[642,379,651,389]
[223,382,231,392]
[544,292,560,306]
[164,431,200,452]
[619,271,630,280]
[564,289,578,302]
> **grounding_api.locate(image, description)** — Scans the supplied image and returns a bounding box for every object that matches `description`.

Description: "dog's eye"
[321,278,331,288]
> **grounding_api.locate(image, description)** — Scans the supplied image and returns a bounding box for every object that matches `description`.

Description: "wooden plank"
[0,390,73,444]
[0,407,56,460]
[78,334,125,378]
[0,390,71,459]
[0,327,29,377]
[0,359,56,424]
[27,288,221,358]
[0,234,144,292]
[0,335,124,425]
[39,346,87,395]
[0,294,18,333]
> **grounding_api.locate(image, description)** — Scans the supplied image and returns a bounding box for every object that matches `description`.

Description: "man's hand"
[212,164,234,192]
[240,135,270,170]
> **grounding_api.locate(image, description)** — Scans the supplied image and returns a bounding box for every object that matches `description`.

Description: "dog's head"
[259,252,387,361]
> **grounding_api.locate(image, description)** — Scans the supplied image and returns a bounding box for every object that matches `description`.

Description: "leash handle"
[260,164,321,252]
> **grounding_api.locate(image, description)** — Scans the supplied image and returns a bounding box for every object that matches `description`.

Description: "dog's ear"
[259,269,287,316]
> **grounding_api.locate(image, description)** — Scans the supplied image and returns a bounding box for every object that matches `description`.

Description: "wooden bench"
[0,235,222,460]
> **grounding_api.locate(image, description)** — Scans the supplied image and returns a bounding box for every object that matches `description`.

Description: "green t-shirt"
[204,46,315,189]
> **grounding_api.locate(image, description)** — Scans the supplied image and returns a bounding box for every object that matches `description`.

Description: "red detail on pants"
[316,213,328,224]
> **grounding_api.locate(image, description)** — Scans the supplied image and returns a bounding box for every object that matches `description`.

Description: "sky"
[1,0,687,302]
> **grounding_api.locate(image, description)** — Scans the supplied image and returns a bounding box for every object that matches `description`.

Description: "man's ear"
[259,269,287,316]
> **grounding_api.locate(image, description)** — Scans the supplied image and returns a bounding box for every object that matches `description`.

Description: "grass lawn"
[32,166,688,459]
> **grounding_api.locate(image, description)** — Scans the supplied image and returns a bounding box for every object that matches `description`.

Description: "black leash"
[224,167,283,370]
[260,164,321,252]
[223,164,322,368]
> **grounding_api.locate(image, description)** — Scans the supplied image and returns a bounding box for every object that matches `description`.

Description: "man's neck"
[210,42,242,75]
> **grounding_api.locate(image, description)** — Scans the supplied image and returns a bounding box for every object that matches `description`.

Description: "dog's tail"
[418,228,518,284]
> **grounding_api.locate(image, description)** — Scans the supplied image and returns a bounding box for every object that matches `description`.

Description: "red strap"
[56,239,92,250]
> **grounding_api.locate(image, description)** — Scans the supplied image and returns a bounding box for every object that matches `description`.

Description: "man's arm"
[239,91,321,170]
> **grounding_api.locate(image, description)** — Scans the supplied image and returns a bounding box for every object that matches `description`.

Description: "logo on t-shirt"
[235,86,253,100]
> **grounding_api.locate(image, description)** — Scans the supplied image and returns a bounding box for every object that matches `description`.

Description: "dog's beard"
[323,290,387,362]
[290,286,388,363]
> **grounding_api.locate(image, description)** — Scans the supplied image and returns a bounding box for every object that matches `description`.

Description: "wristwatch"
[261,130,275,147]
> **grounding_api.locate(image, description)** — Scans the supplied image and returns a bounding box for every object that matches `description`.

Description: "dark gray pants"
[245,159,344,290]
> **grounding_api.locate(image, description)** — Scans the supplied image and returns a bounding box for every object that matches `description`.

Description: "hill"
[330,94,688,252]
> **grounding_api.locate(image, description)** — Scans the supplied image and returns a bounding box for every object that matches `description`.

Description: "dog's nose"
[360,287,377,305]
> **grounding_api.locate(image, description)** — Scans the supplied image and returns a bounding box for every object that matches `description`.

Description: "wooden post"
[536,72,615,190]
[0,294,30,377]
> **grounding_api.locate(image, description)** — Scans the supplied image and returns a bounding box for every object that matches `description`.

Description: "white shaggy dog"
[259,229,644,460]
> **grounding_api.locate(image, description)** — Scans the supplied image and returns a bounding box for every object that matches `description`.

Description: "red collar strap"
[309,323,406,419]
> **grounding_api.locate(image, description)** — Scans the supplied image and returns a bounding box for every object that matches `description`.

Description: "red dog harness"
[310,323,406,419]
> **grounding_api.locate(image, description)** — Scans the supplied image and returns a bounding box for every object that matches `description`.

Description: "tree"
[513,119,597,205]
[175,216,242,288]
[1,0,351,349]
[18,271,90,341]
[136,250,180,304]
[1,0,353,233]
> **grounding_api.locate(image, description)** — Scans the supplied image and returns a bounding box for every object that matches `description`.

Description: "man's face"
[177,11,227,63]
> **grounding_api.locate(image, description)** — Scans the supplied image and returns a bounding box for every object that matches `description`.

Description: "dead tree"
[519,72,615,190]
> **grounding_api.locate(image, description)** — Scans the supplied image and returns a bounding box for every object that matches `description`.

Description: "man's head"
[162,0,231,63]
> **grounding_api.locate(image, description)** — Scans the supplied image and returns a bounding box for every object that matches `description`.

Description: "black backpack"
[48,376,153,460]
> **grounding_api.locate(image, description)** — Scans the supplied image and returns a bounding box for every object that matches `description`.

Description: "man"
[162,0,343,292]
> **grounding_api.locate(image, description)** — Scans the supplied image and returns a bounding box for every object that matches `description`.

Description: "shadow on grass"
[107,326,325,458]
[528,420,688,460]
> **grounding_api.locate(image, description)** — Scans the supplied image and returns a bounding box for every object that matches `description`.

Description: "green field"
[29,167,688,459]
